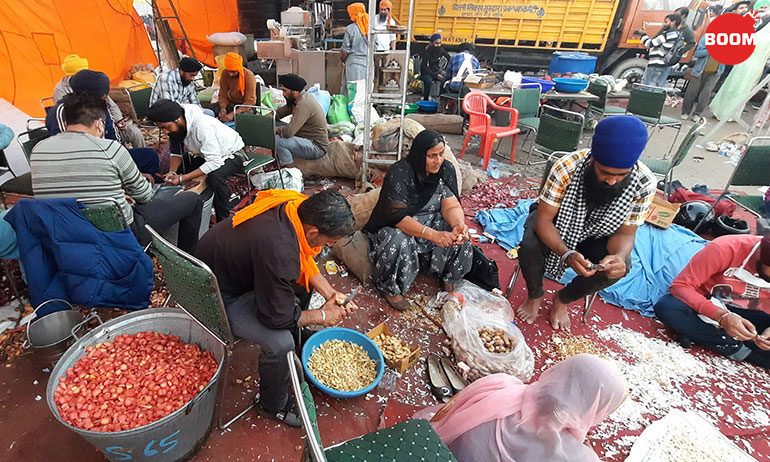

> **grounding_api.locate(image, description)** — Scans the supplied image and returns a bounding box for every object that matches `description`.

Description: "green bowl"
[400,103,419,114]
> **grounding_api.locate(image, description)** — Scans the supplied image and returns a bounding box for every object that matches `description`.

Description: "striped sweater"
[641,28,680,67]
[31,132,152,225]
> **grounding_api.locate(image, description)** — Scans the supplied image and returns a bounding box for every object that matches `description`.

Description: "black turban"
[147,99,185,123]
[70,70,110,97]
[179,57,203,73]
[279,73,307,91]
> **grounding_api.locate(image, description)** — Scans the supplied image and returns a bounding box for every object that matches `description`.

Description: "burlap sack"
[292,140,362,179]
[406,113,464,134]
[346,187,381,230]
[371,118,425,152]
[332,231,374,285]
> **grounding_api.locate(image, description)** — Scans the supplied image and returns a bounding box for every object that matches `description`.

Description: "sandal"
[427,353,453,403]
[440,356,467,395]
[257,396,302,428]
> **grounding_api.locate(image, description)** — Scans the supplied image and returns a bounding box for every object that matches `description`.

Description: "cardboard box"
[645,196,680,229]
[366,323,420,374]
[464,73,496,89]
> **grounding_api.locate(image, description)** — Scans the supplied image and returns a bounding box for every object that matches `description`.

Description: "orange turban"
[379,0,393,9]
[223,52,245,94]
[347,3,369,36]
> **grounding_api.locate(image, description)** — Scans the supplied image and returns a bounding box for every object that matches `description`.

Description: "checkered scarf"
[544,155,643,279]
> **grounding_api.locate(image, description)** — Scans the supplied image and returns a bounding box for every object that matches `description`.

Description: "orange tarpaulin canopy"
[0,0,157,118]
[157,0,241,68]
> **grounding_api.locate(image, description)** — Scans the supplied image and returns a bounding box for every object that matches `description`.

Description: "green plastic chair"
[287,352,458,462]
[234,104,283,194]
[77,198,127,232]
[524,105,584,166]
[625,83,682,155]
[586,79,625,120]
[145,225,255,429]
[641,117,706,199]
[693,136,770,232]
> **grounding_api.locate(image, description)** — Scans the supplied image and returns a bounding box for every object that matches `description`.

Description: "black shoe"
[677,334,693,349]
[257,396,302,428]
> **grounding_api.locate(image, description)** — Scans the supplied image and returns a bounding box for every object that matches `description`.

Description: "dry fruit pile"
[54,331,218,432]
[372,332,412,364]
[478,327,517,354]
[307,340,376,392]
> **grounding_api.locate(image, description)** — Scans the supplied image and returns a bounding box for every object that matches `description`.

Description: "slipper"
[440,356,467,395]
[427,354,453,403]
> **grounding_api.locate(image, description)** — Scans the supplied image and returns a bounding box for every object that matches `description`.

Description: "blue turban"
[430,33,442,42]
[70,69,110,97]
[590,116,648,169]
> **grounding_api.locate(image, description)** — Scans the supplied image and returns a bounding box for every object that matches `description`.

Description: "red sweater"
[670,235,770,320]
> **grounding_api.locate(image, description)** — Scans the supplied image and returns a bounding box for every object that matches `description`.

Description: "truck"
[389,0,709,82]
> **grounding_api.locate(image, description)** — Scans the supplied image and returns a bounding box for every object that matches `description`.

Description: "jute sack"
[292,140,362,179]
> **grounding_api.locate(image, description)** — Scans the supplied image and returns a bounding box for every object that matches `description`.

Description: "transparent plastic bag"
[441,281,534,382]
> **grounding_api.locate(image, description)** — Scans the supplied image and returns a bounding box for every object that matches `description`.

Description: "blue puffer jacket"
[4,198,153,316]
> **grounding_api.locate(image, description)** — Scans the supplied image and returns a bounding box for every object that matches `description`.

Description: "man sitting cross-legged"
[516,116,657,331]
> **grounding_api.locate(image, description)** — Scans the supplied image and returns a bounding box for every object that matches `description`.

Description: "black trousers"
[181,153,243,222]
[654,294,770,369]
[518,211,630,304]
[131,187,203,252]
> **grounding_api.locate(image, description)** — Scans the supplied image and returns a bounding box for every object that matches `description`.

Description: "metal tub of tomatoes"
[46,307,224,462]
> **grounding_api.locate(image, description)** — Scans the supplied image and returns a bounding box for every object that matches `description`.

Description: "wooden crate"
[367,323,420,374]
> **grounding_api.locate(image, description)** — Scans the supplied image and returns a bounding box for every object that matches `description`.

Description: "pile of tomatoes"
[54,331,218,432]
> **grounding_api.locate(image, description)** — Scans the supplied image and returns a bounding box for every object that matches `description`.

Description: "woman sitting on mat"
[364,130,473,311]
[416,354,627,462]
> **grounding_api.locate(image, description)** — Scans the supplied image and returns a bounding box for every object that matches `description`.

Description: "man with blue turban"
[516,116,657,331]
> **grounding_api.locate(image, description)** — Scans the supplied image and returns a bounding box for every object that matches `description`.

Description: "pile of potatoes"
[478,327,517,354]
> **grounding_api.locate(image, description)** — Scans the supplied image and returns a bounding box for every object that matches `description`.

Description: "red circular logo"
[705,14,757,65]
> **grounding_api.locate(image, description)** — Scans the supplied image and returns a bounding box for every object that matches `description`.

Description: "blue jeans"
[641,66,669,88]
[274,136,325,165]
[654,294,770,369]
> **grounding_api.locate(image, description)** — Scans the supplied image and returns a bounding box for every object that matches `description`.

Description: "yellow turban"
[223,52,245,95]
[347,3,369,36]
[61,54,89,75]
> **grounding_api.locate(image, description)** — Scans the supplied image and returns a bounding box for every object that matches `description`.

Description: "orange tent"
[0,0,157,117]
[156,0,241,67]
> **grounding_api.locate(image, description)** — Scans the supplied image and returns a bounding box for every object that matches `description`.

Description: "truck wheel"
[611,58,647,85]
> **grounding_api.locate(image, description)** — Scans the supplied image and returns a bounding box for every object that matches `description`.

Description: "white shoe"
[680,113,690,120]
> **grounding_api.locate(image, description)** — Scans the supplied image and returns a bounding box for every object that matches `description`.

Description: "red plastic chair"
[459,91,521,169]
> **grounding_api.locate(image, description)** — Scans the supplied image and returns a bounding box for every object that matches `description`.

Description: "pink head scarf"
[420,354,626,462]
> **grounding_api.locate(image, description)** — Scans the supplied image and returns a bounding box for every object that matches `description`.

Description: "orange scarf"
[223,52,245,95]
[232,189,320,290]
[347,3,369,36]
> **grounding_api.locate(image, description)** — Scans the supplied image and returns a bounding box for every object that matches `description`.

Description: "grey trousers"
[682,73,719,116]
[274,135,325,165]
[641,66,669,88]
[120,121,146,148]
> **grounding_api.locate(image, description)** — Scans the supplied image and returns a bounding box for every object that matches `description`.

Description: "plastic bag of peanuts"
[441,281,534,382]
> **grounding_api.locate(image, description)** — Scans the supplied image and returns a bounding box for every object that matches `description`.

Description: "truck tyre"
[611,58,647,85]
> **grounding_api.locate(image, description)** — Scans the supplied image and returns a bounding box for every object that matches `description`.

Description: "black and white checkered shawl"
[544,155,644,279]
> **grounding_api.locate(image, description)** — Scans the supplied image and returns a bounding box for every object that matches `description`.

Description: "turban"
[379,0,392,9]
[147,99,185,123]
[62,54,89,76]
[590,116,648,169]
[179,57,203,73]
[224,52,245,95]
[279,74,307,92]
[70,70,110,97]
[761,235,770,266]
[430,33,442,42]
[755,0,770,9]
[348,3,369,36]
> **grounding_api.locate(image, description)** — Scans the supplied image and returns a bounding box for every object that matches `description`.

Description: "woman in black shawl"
[364,130,473,311]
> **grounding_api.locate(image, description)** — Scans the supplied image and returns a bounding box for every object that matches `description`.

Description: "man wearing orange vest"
[194,189,357,426]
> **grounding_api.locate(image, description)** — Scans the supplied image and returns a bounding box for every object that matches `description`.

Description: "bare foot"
[384,294,410,312]
[550,296,571,331]
[516,297,542,324]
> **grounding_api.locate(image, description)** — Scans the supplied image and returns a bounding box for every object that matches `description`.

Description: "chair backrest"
[535,106,584,152]
[586,79,609,110]
[77,198,127,232]
[669,116,707,168]
[288,352,327,462]
[17,126,50,159]
[125,85,153,120]
[627,84,666,120]
[511,85,541,118]
[145,225,234,346]
[40,97,55,116]
[462,91,492,129]
[235,105,276,152]
[729,136,770,187]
